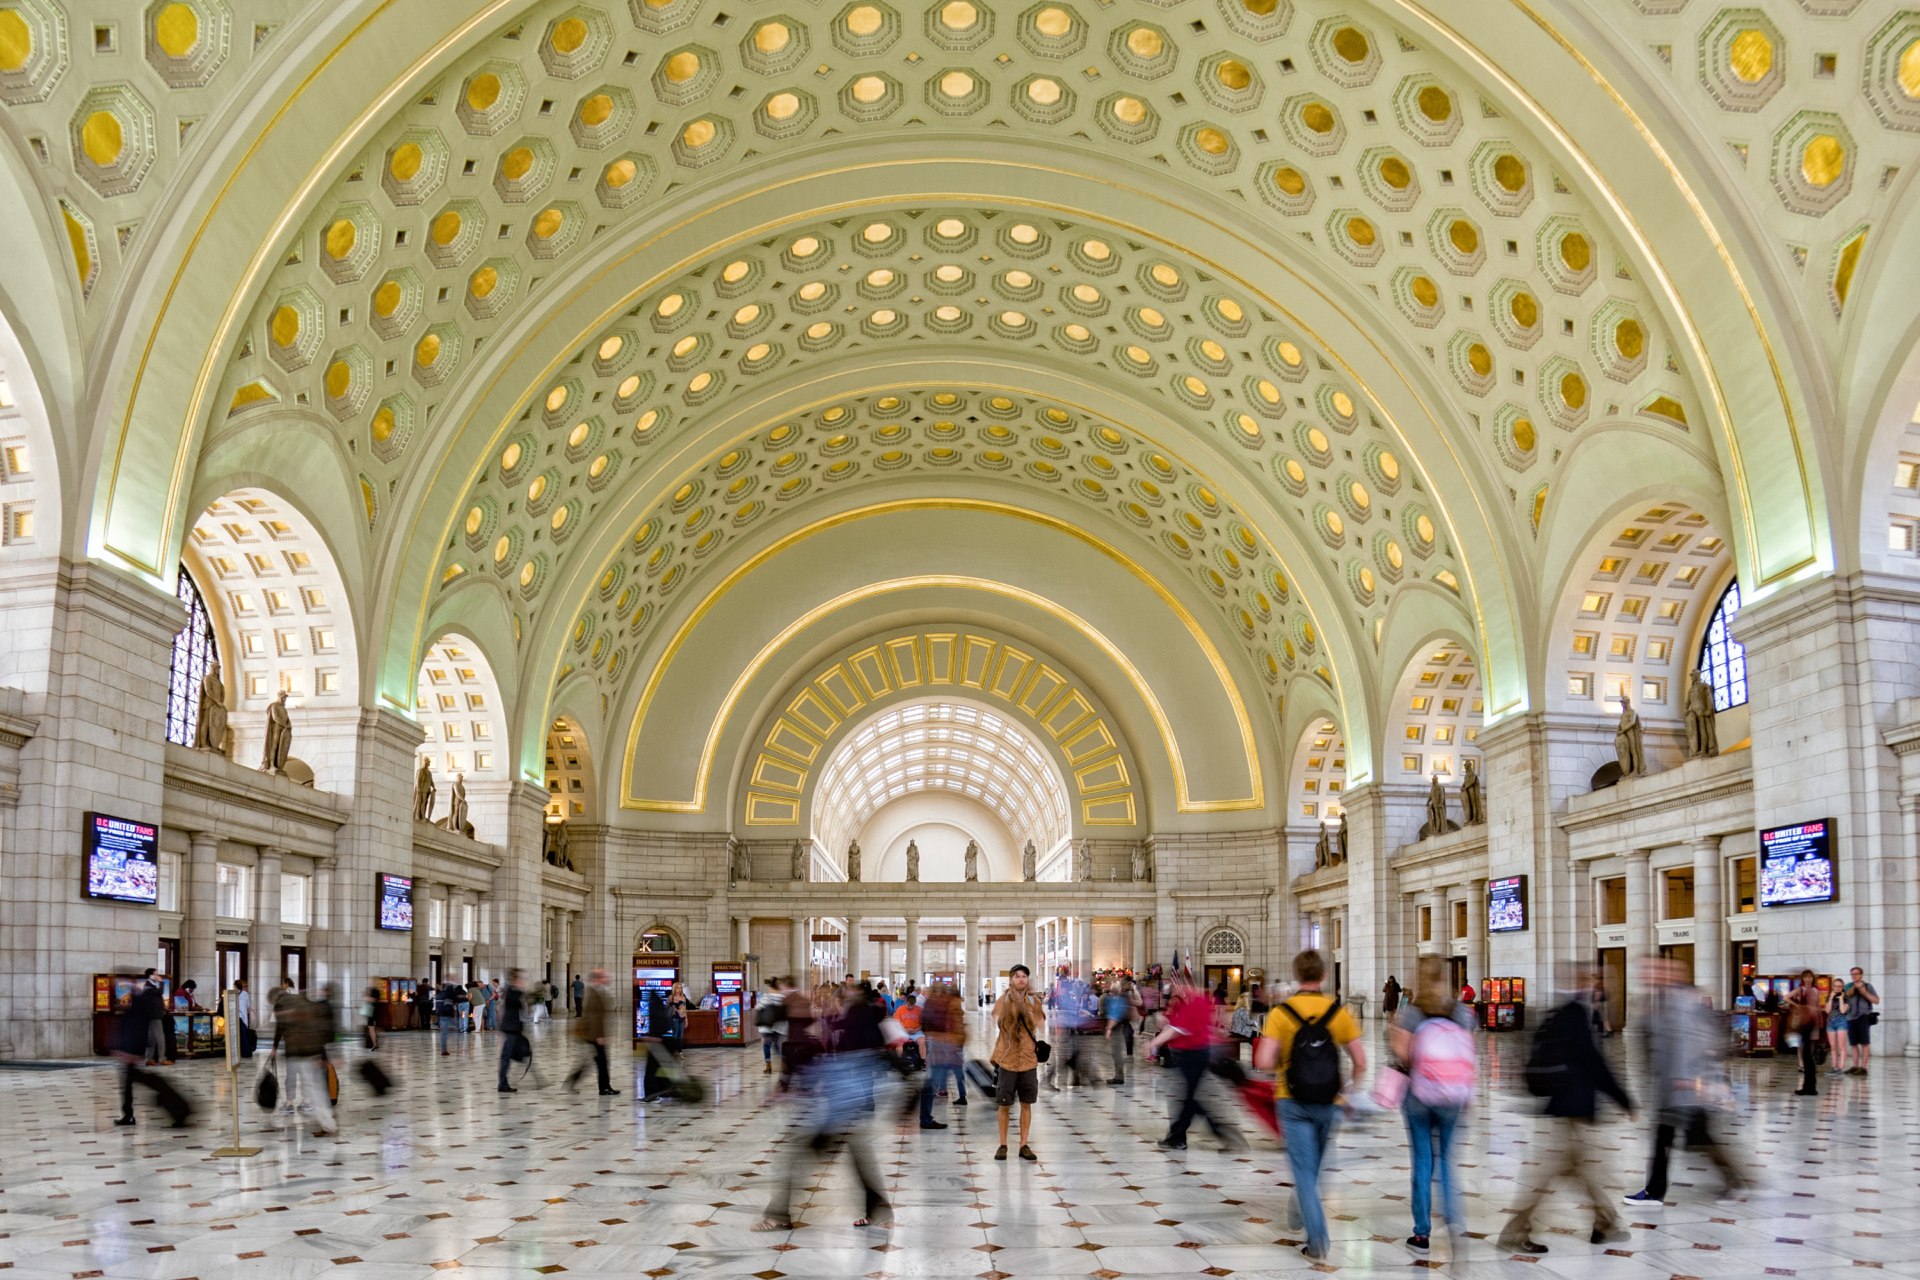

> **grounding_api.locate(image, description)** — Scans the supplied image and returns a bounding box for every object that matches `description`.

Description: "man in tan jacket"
[566,969,620,1096]
[991,963,1045,1161]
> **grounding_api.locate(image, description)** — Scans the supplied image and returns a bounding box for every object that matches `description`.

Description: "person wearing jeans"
[1254,950,1365,1261]
[1391,957,1473,1252]
[1148,973,1240,1149]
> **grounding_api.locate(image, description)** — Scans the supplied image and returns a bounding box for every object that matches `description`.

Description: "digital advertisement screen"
[84,812,159,904]
[633,967,677,1037]
[1487,875,1529,933]
[1759,819,1837,907]
[376,874,414,931]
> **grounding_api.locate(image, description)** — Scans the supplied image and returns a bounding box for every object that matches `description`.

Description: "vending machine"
[711,962,745,1043]
[633,961,679,1041]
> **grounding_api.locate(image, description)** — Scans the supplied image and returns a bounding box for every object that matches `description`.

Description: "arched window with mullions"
[1695,579,1747,712]
[164,570,220,746]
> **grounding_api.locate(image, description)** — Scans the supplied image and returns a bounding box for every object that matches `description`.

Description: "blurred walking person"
[110,977,190,1128]
[566,969,620,1096]
[1255,950,1365,1261]
[755,983,892,1231]
[1499,966,1632,1255]
[1390,956,1477,1256]
[991,964,1044,1161]
[1785,968,1821,1096]
[758,977,789,1076]
[1623,958,1746,1207]
[918,980,967,1127]
[498,970,544,1092]
[282,985,337,1136]
[1149,971,1242,1150]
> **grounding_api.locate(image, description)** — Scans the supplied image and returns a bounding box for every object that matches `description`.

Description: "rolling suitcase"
[358,1057,392,1096]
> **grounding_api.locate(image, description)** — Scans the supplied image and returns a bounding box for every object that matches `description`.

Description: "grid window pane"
[165,570,220,746]
[1695,579,1748,712]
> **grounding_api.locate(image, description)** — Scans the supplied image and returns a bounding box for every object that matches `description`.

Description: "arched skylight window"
[164,570,220,746]
[812,700,1071,863]
[1695,579,1747,712]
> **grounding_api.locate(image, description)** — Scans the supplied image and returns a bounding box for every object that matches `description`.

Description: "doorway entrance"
[1658,942,1696,986]
[280,946,306,992]
[1202,965,1244,1003]
[157,938,179,983]
[1448,956,1468,995]
[1732,940,1758,1004]
[216,942,248,996]
[1597,947,1626,1031]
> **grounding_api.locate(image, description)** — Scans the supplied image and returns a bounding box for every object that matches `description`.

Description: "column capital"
[1690,835,1723,855]
[188,830,219,855]
[1626,847,1653,864]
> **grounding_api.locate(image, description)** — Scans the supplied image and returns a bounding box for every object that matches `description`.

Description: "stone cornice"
[52,557,186,642]
[1391,824,1489,874]
[162,743,348,852]
[410,818,506,877]
[1558,750,1753,843]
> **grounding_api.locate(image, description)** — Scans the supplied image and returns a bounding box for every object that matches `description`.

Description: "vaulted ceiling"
[1,0,1912,818]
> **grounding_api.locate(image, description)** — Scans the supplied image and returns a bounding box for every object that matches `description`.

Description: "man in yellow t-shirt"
[1253,950,1366,1262]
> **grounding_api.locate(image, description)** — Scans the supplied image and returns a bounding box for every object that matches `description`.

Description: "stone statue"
[791,839,807,882]
[1313,822,1332,870]
[1420,774,1458,840]
[1075,839,1092,882]
[1460,757,1485,825]
[1684,670,1719,760]
[1336,811,1350,864]
[846,839,861,883]
[1131,844,1149,882]
[905,839,920,882]
[543,818,572,869]
[1615,693,1645,777]
[964,840,978,882]
[193,660,228,755]
[732,843,751,883]
[444,772,471,837]
[260,690,292,774]
[412,756,436,822]
[1021,839,1036,882]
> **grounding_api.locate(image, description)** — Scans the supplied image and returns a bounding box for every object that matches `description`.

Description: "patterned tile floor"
[1,1017,1914,1278]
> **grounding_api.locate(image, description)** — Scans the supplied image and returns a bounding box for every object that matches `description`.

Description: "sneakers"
[599,1087,621,1096]
[113,1116,136,1127]
[1622,1191,1664,1208]
[1497,1236,1548,1255]
[1591,1226,1630,1245]
[1406,1235,1430,1255]
[1156,1137,1187,1150]
[952,1098,968,1106]
[498,1085,517,1093]
[919,1120,949,1130]
[1299,1244,1327,1260]
[1018,1145,1037,1161]
[994,1144,1008,1161]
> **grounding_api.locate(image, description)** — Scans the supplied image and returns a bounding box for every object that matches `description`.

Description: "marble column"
[182,831,219,991]
[1076,913,1094,975]
[1132,916,1148,973]
[904,917,920,989]
[254,849,284,1005]
[847,917,864,981]
[1466,878,1488,990]
[1625,848,1654,1015]
[1021,916,1036,973]
[1692,837,1726,1007]
[1422,888,1447,958]
[789,918,807,987]
[410,880,435,982]
[963,917,979,998]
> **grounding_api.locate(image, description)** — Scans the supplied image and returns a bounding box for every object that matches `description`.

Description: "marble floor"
[1,1018,1914,1279]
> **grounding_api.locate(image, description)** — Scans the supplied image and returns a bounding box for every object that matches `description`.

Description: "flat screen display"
[1759,819,1837,907]
[84,812,159,904]
[377,874,414,931]
[1487,875,1528,933]
[633,967,677,1037]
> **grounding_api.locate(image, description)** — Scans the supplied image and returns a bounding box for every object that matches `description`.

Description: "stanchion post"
[211,988,261,1157]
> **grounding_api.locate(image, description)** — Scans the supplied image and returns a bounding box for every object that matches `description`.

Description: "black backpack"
[1280,998,1343,1105]
[1523,1003,1572,1097]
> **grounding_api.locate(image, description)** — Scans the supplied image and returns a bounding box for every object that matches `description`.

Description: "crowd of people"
[107,951,1887,1265]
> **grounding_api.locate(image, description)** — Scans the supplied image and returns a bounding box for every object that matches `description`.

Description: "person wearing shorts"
[1843,968,1879,1075]
[991,964,1044,1162]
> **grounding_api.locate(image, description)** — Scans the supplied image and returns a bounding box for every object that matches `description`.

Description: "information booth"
[1478,977,1526,1031]
[632,926,682,1042]
[711,963,745,1044]
[91,972,161,1055]
[376,978,417,1031]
